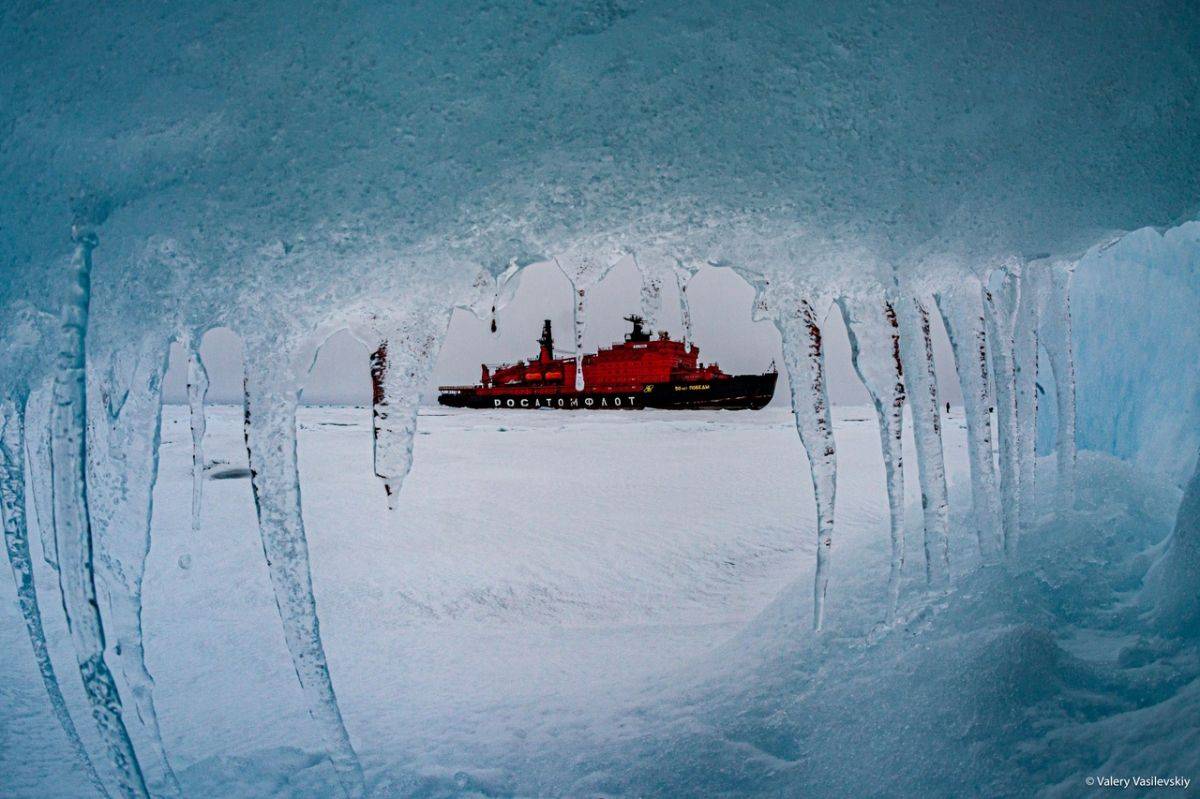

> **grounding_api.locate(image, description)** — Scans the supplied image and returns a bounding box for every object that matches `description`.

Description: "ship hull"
[438,373,777,411]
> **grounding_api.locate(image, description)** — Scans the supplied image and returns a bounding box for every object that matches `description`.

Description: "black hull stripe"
[438,374,777,411]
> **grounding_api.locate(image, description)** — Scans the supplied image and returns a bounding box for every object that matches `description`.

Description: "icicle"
[86,338,181,798]
[674,260,696,351]
[483,267,502,335]
[554,254,617,390]
[242,351,365,799]
[369,323,441,510]
[935,282,1004,561]
[491,266,522,335]
[632,253,666,329]
[187,342,209,535]
[983,267,1022,555]
[52,225,151,799]
[632,252,690,335]
[1037,262,1077,508]
[894,295,951,587]
[640,273,663,329]
[572,284,588,390]
[25,384,59,570]
[463,262,523,337]
[777,297,837,630]
[1,397,112,798]
[1014,266,1041,532]
[838,295,906,622]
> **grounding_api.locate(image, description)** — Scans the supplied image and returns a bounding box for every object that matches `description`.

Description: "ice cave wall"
[1070,221,1200,637]
[1072,222,1200,485]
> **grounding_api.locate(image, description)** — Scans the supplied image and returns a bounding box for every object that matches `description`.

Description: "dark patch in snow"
[208,467,252,481]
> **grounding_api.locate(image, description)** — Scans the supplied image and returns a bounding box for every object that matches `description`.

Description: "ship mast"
[537,319,554,364]
[624,314,650,342]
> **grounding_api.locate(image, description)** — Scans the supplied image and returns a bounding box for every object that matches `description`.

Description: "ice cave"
[1,1,1199,797]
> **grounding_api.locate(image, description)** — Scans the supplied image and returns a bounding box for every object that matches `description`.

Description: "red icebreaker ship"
[438,315,777,410]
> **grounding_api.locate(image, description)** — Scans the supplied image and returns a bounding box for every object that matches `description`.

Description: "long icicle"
[186,340,209,535]
[935,282,1004,561]
[983,266,1022,555]
[673,260,696,351]
[895,295,951,588]
[26,384,60,570]
[87,340,181,798]
[369,323,441,510]
[1014,265,1041,533]
[242,350,365,799]
[1,396,111,798]
[838,295,907,622]
[778,298,837,630]
[1038,261,1078,509]
[572,284,588,389]
[52,226,151,799]
[553,254,615,391]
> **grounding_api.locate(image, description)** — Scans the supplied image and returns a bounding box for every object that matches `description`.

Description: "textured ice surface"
[1072,222,1200,485]
[4,1,1199,350]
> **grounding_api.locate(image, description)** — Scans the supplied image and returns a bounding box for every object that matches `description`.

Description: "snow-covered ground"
[2,404,1195,797]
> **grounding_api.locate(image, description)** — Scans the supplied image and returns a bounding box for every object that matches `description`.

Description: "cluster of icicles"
[0,236,1076,798]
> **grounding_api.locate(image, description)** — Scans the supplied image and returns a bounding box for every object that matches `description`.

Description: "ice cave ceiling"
[2,0,1199,337]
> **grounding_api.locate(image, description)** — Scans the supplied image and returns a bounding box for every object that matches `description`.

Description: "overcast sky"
[162,257,964,408]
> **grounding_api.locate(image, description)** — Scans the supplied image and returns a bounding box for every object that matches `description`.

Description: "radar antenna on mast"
[537,319,555,363]
[624,314,650,342]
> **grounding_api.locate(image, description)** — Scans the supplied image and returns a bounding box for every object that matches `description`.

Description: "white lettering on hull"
[486,394,646,409]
